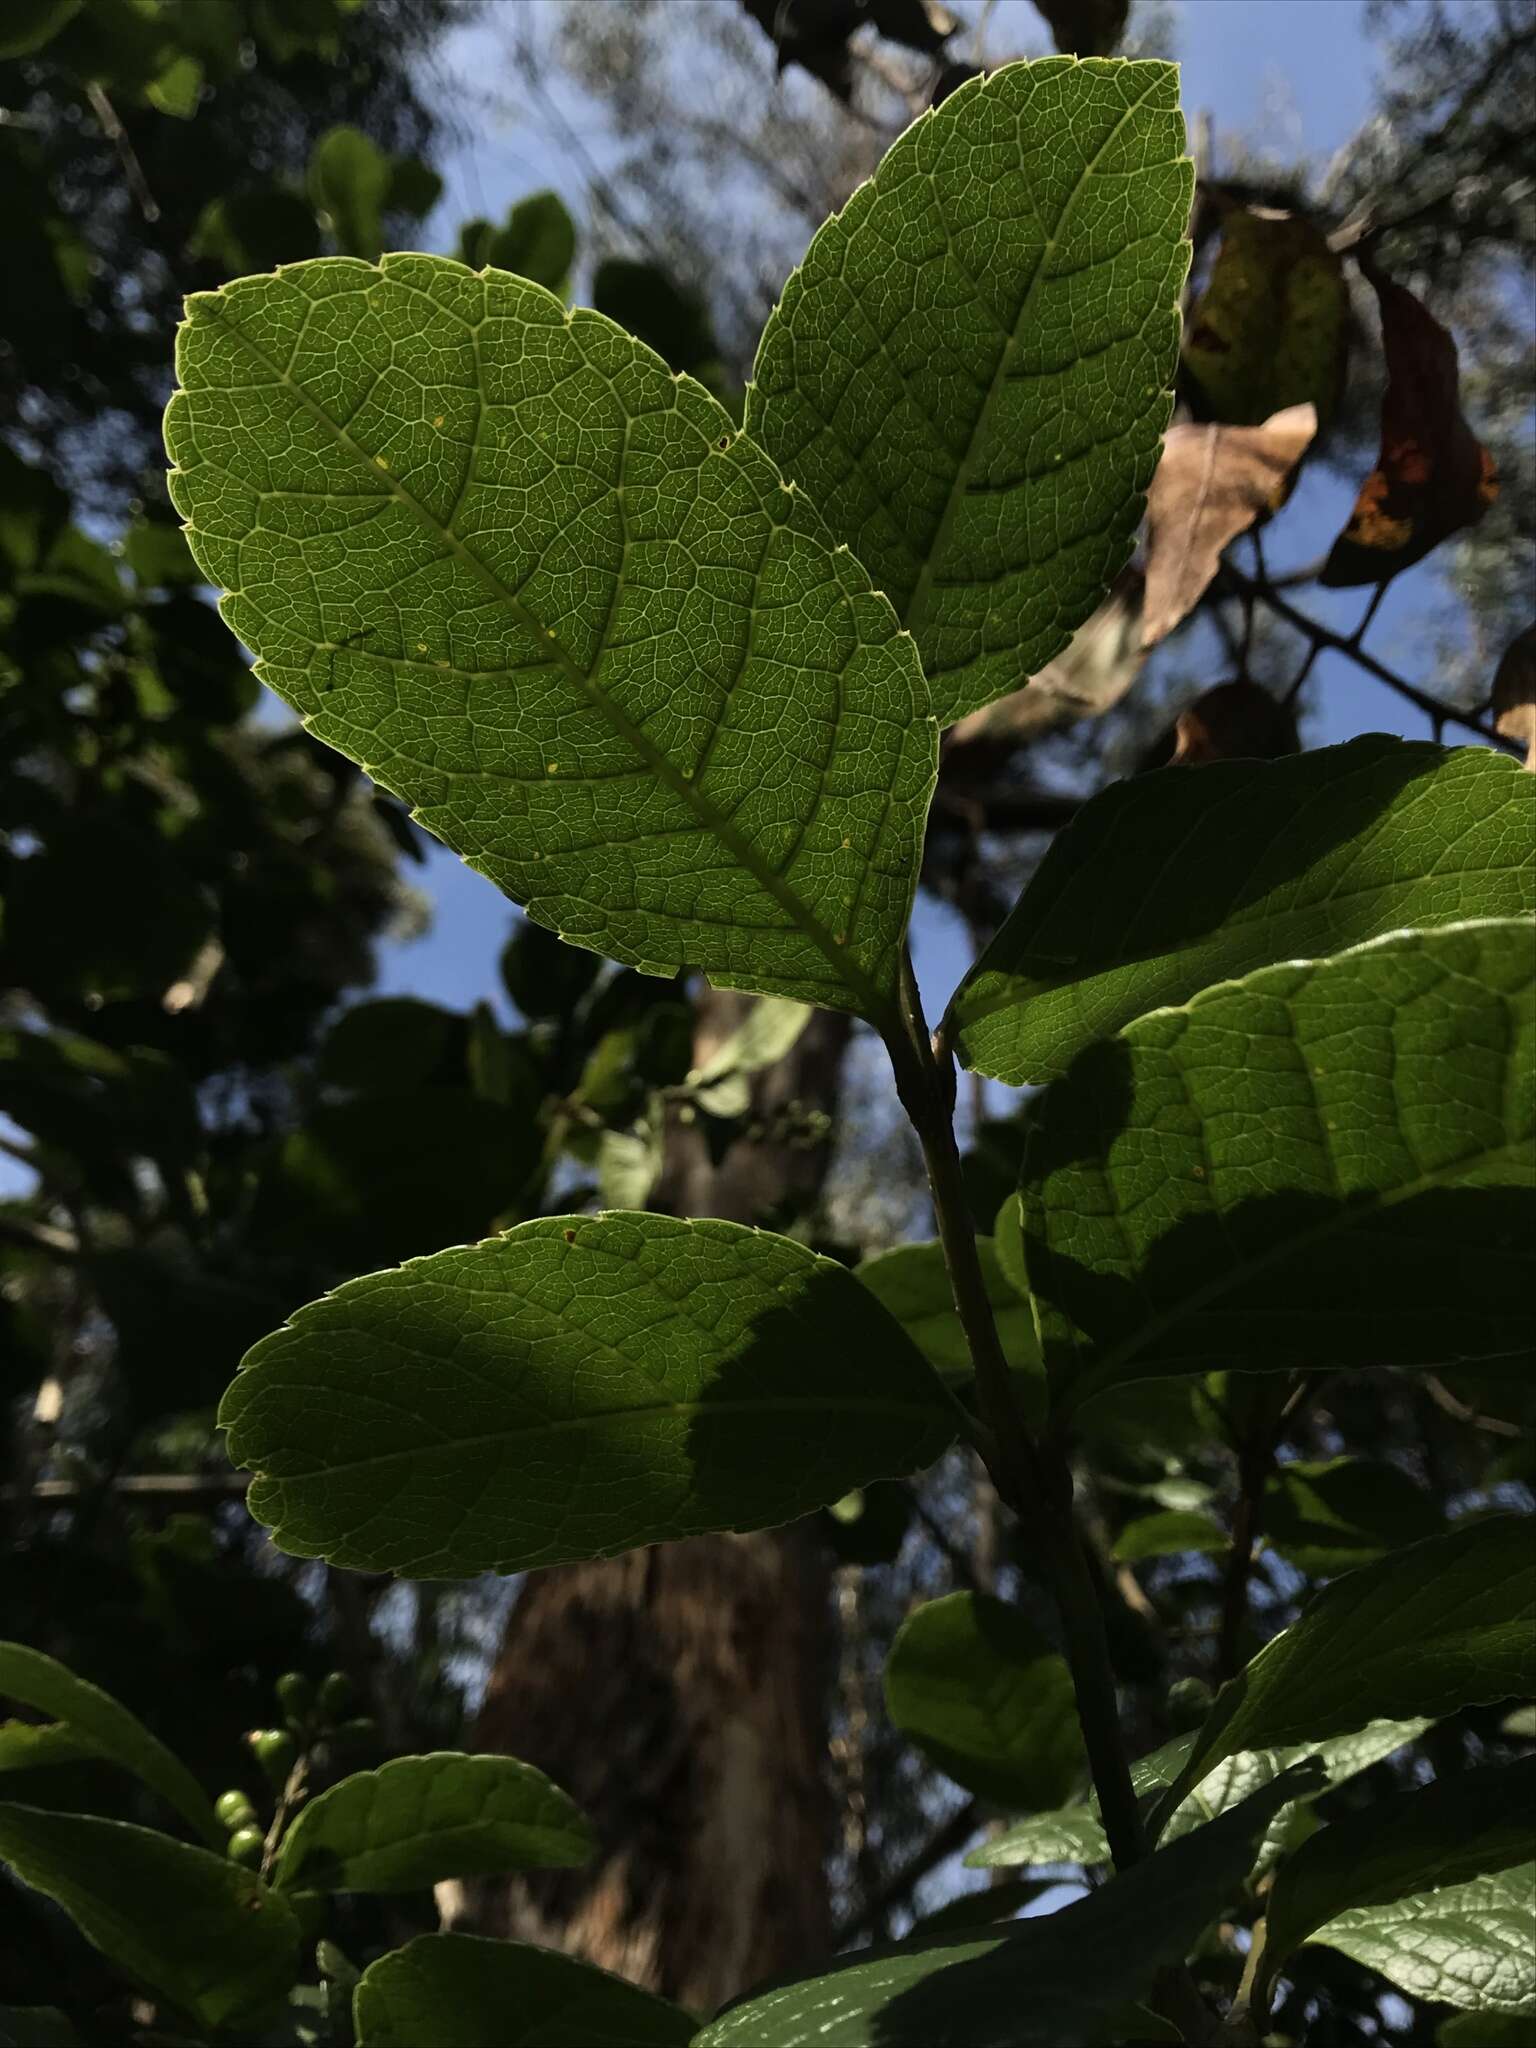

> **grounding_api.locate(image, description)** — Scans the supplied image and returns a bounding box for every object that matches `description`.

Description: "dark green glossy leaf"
[272,1752,591,1893]
[352,1934,693,2047]
[1154,1517,1536,1836]
[1262,1456,1444,1575]
[0,1805,298,2030]
[749,57,1191,726]
[166,254,934,1020]
[884,1593,1084,1808]
[697,1767,1317,2047]
[0,1642,220,1845]
[946,738,1535,1084]
[1021,921,1535,1413]
[1263,1759,1536,2000]
[220,1214,956,1577]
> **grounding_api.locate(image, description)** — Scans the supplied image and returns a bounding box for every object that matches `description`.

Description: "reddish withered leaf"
[1142,404,1316,647]
[1492,623,1536,771]
[1322,263,1498,588]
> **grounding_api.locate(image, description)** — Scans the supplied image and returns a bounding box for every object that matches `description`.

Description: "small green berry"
[247,1728,298,1786]
[215,1789,257,1832]
[276,1671,314,1728]
[226,1824,265,1867]
[316,1671,354,1719]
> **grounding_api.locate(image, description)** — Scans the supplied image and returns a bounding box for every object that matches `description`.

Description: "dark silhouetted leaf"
[1262,1457,1444,1575]
[0,1805,298,2031]
[352,1933,695,2046]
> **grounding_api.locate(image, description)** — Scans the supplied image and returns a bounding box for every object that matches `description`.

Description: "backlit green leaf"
[946,738,1535,1084]
[1111,1509,1226,1563]
[166,255,934,1020]
[1153,1517,1536,1835]
[749,57,1191,726]
[884,1593,1084,1808]
[352,1934,694,2047]
[1263,1759,1536,2001]
[0,1805,298,2030]
[1020,921,1535,1412]
[308,127,390,261]
[697,1768,1317,2047]
[0,1642,220,1845]
[856,1238,1043,1397]
[966,1806,1108,1869]
[220,1214,956,1577]
[272,1752,592,1893]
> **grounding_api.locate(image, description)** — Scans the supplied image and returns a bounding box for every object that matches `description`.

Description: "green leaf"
[220,1214,956,1576]
[696,1766,1317,2047]
[0,1804,298,2030]
[272,1752,591,1893]
[945,738,1535,1083]
[189,188,323,276]
[591,259,718,377]
[1304,1864,1535,2018]
[166,254,934,1021]
[965,1806,1108,1869]
[748,57,1191,727]
[884,1592,1084,1808]
[255,1088,540,1269]
[1153,1517,1536,1836]
[856,1239,1043,1400]
[1111,1509,1226,1563]
[906,1876,1056,1937]
[0,1721,98,1773]
[0,1642,221,1845]
[486,191,577,293]
[352,1933,694,2047]
[0,0,81,60]
[969,1719,1423,1873]
[308,127,390,261]
[1263,1759,1536,2002]
[1440,2012,1535,2045]
[1262,1456,1444,1575]
[0,2009,78,2048]
[318,997,460,1094]
[686,996,811,1119]
[1020,921,1535,1412]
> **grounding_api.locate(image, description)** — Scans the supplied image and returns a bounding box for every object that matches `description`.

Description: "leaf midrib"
[234,1389,951,1485]
[902,72,1164,650]
[1060,1134,1532,1413]
[198,287,893,1024]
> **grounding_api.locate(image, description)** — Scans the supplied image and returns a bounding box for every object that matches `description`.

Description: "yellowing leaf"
[1183,205,1347,428]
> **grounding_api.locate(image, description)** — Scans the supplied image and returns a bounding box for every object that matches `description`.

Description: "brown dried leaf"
[1492,623,1536,771]
[1166,681,1300,765]
[1322,263,1499,589]
[1141,404,1316,648]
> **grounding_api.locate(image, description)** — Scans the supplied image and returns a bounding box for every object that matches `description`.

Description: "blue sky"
[374,0,1472,1030]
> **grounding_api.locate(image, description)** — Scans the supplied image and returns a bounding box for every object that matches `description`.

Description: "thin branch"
[84,83,159,223]
[1219,562,1515,747]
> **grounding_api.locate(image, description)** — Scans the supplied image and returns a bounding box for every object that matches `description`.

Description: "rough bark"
[444,992,851,2018]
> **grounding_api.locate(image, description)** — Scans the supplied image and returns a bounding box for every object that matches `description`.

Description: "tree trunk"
[445,993,851,2018]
